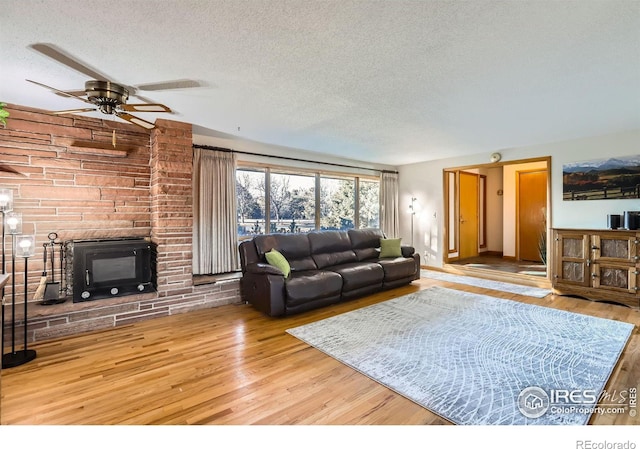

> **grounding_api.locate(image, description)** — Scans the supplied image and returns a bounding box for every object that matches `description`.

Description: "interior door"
[518,170,547,262]
[459,172,479,259]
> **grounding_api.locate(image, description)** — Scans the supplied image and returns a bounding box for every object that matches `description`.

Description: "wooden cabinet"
[552,229,640,308]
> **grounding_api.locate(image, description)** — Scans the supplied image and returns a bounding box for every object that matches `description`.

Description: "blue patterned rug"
[421,269,551,298]
[287,287,634,425]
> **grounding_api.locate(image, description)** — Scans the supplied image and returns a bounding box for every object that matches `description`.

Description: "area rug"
[287,286,634,425]
[421,269,551,298]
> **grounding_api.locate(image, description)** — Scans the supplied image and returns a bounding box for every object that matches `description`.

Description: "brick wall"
[150,119,194,297]
[1,104,241,345]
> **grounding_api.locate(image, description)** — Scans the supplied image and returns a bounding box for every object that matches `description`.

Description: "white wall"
[484,167,503,253]
[193,127,395,176]
[399,129,640,267]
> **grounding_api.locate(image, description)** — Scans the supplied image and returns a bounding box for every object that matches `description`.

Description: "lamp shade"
[5,211,22,234]
[16,234,36,258]
[0,188,12,212]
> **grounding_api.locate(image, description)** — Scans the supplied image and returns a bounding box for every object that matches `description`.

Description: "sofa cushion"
[348,228,385,261]
[264,249,291,278]
[253,233,317,272]
[379,238,402,258]
[285,270,343,307]
[377,257,417,281]
[327,262,384,292]
[308,230,357,269]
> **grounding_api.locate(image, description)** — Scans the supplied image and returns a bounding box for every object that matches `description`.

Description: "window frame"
[236,161,380,239]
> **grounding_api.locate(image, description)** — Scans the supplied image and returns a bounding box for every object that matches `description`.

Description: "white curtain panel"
[192,147,239,274]
[379,172,399,238]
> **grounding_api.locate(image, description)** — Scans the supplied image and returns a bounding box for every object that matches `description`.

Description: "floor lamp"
[0,188,12,368]
[409,197,416,247]
[2,211,37,368]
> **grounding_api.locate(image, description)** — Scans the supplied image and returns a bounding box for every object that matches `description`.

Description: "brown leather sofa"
[238,228,420,316]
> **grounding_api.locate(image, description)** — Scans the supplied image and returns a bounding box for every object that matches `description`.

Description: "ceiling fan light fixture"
[85,80,129,102]
[84,80,129,116]
[98,103,116,114]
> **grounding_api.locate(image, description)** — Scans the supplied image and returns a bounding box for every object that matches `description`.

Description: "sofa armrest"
[240,270,286,316]
[401,245,415,258]
[245,262,286,276]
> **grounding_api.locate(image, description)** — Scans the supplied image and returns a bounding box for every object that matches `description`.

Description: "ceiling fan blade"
[135,79,203,91]
[115,112,156,130]
[30,43,112,81]
[52,108,97,115]
[54,89,87,98]
[119,103,172,113]
[26,79,94,105]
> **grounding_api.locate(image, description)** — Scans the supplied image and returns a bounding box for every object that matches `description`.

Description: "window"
[359,179,380,228]
[270,172,315,233]
[236,169,266,236]
[236,165,379,237]
[320,176,355,230]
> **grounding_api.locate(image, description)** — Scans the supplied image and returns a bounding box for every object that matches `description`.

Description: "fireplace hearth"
[66,238,155,303]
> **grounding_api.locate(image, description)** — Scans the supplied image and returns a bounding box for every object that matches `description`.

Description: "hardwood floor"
[448,254,547,277]
[1,277,638,425]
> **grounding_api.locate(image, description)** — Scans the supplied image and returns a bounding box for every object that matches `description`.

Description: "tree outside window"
[236,166,379,237]
[236,169,266,236]
[320,177,355,230]
[270,172,315,233]
[359,179,380,228]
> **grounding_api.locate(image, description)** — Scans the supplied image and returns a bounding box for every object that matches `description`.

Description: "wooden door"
[518,170,547,262]
[459,172,479,259]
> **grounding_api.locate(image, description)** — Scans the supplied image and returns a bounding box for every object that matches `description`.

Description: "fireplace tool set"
[34,232,66,305]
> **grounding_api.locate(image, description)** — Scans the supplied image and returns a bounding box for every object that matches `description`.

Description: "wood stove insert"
[68,238,155,303]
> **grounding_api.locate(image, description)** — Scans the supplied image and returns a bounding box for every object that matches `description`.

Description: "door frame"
[442,156,552,281]
[443,169,482,262]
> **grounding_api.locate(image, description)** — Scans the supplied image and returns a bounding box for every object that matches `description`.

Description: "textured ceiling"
[2,0,639,166]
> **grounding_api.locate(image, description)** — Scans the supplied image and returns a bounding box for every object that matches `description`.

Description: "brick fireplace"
[1,105,241,344]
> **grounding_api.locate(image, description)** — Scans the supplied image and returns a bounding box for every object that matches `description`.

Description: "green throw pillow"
[265,249,291,278]
[379,238,402,258]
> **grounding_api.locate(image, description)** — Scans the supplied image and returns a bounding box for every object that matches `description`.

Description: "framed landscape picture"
[563,155,640,201]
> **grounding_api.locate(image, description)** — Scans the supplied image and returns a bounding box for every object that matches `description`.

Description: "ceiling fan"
[26,43,203,130]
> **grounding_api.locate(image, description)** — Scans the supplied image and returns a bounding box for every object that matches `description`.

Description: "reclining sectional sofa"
[238,228,420,316]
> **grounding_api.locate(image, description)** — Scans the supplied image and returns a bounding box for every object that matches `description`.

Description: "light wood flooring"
[448,254,548,277]
[1,277,638,425]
